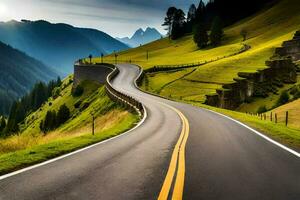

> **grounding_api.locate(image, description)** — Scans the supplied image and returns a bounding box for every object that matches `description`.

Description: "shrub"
[72,85,84,97]
[276,90,290,107]
[74,101,82,109]
[257,105,267,114]
[40,105,70,133]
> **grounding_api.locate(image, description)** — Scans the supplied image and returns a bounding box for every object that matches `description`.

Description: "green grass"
[267,99,300,130]
[94,0,300,111]
[0,113,138,175]
[89,0,300,150]
[179,99,300,150]
[0,76,139,174]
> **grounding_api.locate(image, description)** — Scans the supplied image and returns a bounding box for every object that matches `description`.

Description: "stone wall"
[73,64,113,87]
[205,31,299,110]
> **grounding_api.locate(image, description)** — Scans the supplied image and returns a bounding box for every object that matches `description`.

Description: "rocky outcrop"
[275,31,300,61]
[206,31,300,110]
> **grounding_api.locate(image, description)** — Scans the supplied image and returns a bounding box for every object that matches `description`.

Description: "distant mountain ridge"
[0,41,58,115]
[0,20,129,76]
[117,27,162,47]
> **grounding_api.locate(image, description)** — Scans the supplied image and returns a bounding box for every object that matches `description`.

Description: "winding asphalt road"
[0,64,299,200]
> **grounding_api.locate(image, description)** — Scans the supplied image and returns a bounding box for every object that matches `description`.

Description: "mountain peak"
[117,27,162,47]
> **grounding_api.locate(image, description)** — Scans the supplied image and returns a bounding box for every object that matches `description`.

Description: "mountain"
[0,20,129,76]
[0,41,58,115]
[117,27,162,47]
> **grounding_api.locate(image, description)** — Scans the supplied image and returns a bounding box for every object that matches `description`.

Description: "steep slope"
[0,76,138,174]
[99,0,300,107]
[117,27,162,47]
[0,41,58,115]
[0,20,128,75]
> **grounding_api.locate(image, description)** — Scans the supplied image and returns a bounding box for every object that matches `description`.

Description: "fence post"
[92,114,95,135]
[285,111,288,126]
[261,114,262,120]
[275,113,277,124]
[270,112,272,122]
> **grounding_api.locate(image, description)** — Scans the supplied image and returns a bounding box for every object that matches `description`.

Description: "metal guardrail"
[105,65,145,117]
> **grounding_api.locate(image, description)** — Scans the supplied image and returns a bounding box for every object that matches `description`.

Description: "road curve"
[0,64,300,200]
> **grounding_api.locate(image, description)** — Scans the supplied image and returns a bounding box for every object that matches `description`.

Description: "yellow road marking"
[172,112,189,200]
[157,106,190,200]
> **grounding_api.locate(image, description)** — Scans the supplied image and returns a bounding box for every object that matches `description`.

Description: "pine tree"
[162,7,178,39]
[57,104,70,125]
[210,16,224,46]
[171,9,186,39]
[187,4,197,22]
[0,116,6,133]
[196,0,206,21]
[32,82,47,110]
[5,101,19,134]
[56,77,62,86]
[194,23,209,48]
[43,110,57,132]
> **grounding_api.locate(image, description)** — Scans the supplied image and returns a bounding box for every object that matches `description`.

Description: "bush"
[276,90,290,107]
[57,104,70,125]
[72,85,84,97]
[40,104,70,133]
[52,87,61,99]
[74,101,82,109]
[257,105,267,114]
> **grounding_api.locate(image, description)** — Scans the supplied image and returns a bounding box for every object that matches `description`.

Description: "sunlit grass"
[267,99,300,130]
[0,76,139,174]
[0,112,138,175]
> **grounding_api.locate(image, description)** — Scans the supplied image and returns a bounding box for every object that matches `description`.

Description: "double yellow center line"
[158,106,190,200]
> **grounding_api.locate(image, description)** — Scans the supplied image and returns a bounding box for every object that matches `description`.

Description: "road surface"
[0,64,299,200]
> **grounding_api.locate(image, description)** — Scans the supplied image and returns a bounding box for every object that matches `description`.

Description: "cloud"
[0,0,202,37]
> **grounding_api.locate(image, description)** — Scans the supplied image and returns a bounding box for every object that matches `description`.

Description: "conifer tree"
[194,23,209,48]
[171,9,186,39]
[57,104,70,125]
[162,7,178,39]
[210,16,224,46]
[0,116,6,133]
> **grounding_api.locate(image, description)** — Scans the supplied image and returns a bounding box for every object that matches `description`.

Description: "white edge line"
[131,64,300,158]
[202,108,300,158]
[0,66,148,181]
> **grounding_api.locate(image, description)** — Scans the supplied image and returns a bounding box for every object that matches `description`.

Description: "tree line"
[40,104,70,133]
[162,0,275,48]
[1,77,62,137]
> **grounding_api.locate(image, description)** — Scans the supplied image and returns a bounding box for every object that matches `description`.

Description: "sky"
[0,0,203,38]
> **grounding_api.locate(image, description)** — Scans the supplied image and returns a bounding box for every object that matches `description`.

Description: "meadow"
[0,76,138,174]
[91,0,300,149]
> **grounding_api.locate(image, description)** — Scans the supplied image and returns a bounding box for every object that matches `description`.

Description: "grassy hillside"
[90,0,300,149]
[0,76,138,174]
[92,0,300,108]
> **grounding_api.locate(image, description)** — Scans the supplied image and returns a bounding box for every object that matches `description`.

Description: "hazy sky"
[0,0,204,37]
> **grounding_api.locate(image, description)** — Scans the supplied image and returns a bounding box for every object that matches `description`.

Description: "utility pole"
[115,53,118,64]
[89,54,93,64]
